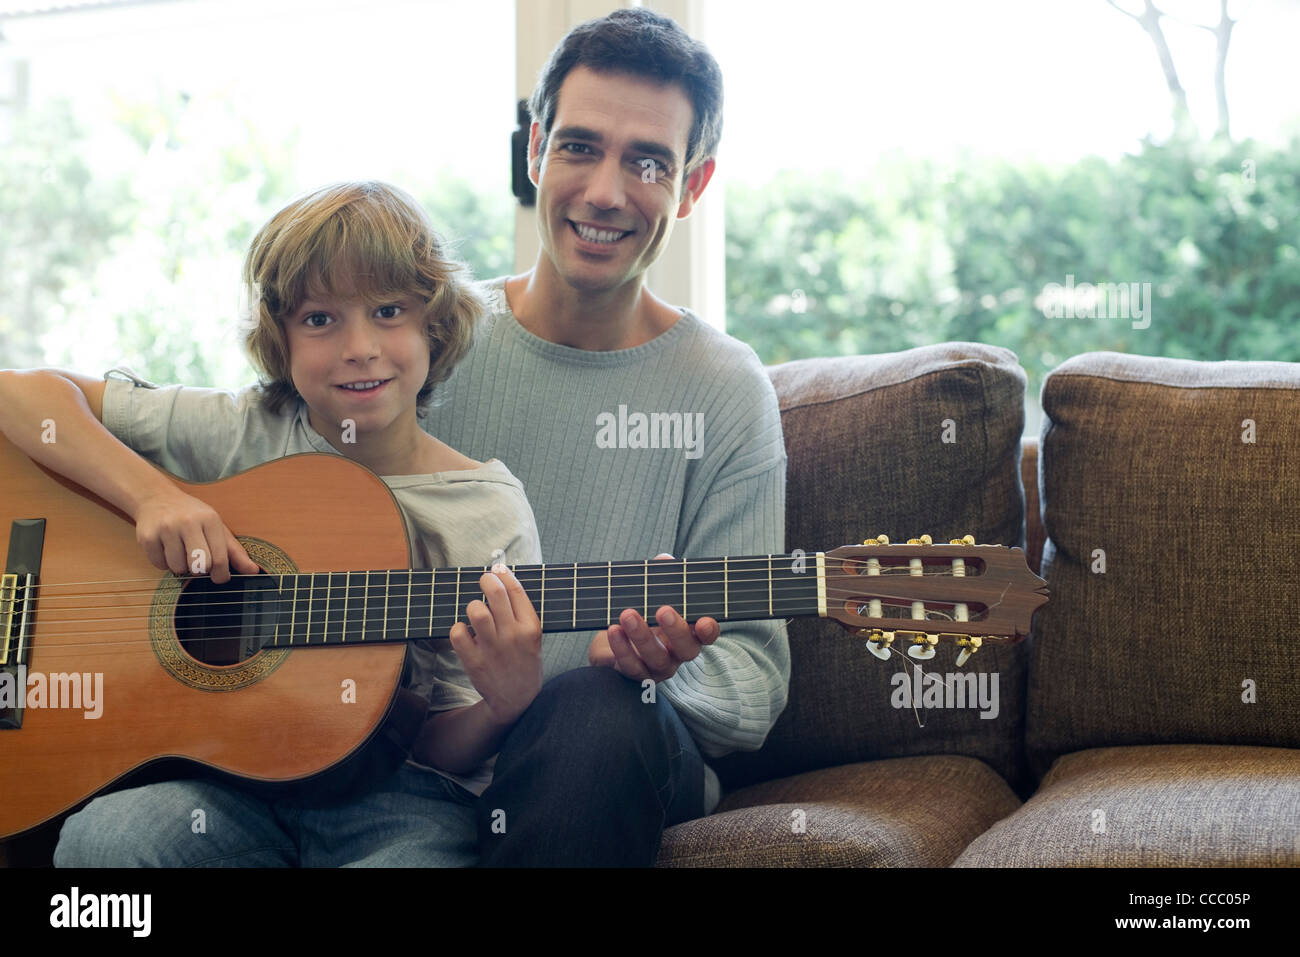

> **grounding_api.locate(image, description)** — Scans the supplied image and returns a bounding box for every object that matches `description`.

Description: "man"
[422,7,790,866]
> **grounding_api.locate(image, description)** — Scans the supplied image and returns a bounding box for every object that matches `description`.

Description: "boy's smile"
[284,294,430,466]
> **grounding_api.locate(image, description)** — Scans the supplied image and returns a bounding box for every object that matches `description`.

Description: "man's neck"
[504,264,681,351]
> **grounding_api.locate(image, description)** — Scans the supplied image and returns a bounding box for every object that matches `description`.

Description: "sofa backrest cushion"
[1027,352,1300,779]
[712,343,1033,795]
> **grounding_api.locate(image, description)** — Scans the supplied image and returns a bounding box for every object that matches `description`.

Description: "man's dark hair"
[528,8,723,180]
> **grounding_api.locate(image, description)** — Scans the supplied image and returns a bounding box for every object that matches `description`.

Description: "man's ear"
[675,157,717,220]
[528,120,544,188]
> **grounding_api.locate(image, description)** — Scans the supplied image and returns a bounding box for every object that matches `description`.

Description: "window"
[0,0,515,385]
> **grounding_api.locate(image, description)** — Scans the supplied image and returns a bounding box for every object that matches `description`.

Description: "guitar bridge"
[2,519,45,730]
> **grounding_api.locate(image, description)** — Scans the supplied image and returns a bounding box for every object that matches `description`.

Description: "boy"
[0,180,543,866]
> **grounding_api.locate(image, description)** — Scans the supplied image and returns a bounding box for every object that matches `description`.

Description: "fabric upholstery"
[711,344,1033,797]
[659,754,1021,867]
[1026,353,1300,779]
[953,744,1300,866]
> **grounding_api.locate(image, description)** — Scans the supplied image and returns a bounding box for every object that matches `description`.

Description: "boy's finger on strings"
[489,563,538,625]
[160,529,189,577]
[199,518,231,584]
[464,598,496,643]
[225,525,260,575]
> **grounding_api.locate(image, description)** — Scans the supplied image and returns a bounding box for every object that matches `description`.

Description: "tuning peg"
[949,534,976,546]
[859,629,894,660]
[862,534,889,546]
[954,635,984,667]
[906,633,937,660]
[907,535,933,545]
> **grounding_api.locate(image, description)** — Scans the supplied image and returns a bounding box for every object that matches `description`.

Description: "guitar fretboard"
[256,554,821,646]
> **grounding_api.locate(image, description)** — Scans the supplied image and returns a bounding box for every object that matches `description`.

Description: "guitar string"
[20,563,973,605]
[4,581,984,654]
[5,565,1000,653]
[11,569,980,622]
[5,566,987,642]
[6,605,975,659]
[14,552,993,593]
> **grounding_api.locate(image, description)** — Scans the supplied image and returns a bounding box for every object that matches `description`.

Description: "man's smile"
[569,220,634,245]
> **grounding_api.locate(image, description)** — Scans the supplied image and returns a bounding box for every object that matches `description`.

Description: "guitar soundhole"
[175,572,277,666]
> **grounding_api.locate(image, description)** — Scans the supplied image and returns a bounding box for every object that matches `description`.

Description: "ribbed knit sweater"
[421,277,791,762]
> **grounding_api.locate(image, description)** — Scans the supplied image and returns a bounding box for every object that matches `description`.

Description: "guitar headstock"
[824,534,1048,665]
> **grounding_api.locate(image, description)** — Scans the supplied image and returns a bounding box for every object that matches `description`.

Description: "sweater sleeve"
[656,459,791,758]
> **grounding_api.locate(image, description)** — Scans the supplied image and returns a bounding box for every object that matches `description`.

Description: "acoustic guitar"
[0,435,1047,838]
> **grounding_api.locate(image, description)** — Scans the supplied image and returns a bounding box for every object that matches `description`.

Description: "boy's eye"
[376,304,403,319]
[303,313,332,328]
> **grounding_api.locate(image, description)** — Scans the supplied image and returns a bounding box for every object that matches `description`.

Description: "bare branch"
[1106,0,1196,134]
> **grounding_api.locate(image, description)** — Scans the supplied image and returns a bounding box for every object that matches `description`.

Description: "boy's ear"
[528,121,544,188]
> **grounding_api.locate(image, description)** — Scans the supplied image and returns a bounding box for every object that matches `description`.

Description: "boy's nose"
[341,319,381,360]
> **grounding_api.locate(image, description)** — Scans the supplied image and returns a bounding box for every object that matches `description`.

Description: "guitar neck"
[259,554,823,647]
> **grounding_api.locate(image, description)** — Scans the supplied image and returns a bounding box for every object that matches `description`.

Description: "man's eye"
[560,143,593,155]
[376,304,402,319]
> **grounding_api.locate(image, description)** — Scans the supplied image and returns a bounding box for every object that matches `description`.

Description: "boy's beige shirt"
[101,367,543,795]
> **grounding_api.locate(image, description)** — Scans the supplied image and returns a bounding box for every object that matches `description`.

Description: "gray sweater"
[421,278,791,777]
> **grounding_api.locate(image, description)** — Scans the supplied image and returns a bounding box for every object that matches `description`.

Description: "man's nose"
[583,155,627,211]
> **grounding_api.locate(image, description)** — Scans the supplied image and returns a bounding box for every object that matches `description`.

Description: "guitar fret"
[261,553,834,649]
[360,570,367,641]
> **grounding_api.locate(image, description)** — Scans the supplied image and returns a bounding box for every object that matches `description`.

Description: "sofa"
[5,345,1297,868]
[656,344,1300,866]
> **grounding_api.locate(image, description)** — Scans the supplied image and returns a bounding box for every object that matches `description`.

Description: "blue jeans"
[478,666,707,867]
[55,667,704,867]
[54,762,479,867]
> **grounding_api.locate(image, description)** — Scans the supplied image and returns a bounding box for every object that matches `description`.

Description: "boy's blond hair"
[242,181,482,414]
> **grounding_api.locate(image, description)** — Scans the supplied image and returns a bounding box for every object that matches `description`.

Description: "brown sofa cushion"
[659,754,1020,866]
[1026,353,1300,778]
[952,744,1300,866]
[712,344,1032,795]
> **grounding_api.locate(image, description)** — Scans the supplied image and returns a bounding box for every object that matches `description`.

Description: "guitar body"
[0,437,410,838]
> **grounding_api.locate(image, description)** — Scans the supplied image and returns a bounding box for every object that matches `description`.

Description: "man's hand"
[587,553,720,682]
[449,564,543,727]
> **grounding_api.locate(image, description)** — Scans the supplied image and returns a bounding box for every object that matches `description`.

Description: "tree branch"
[1106,0,1196,135]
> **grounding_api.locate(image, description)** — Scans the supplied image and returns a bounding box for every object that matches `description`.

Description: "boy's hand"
[133,488,259,585]
[449,564,543,727]
[587,553,720,682]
